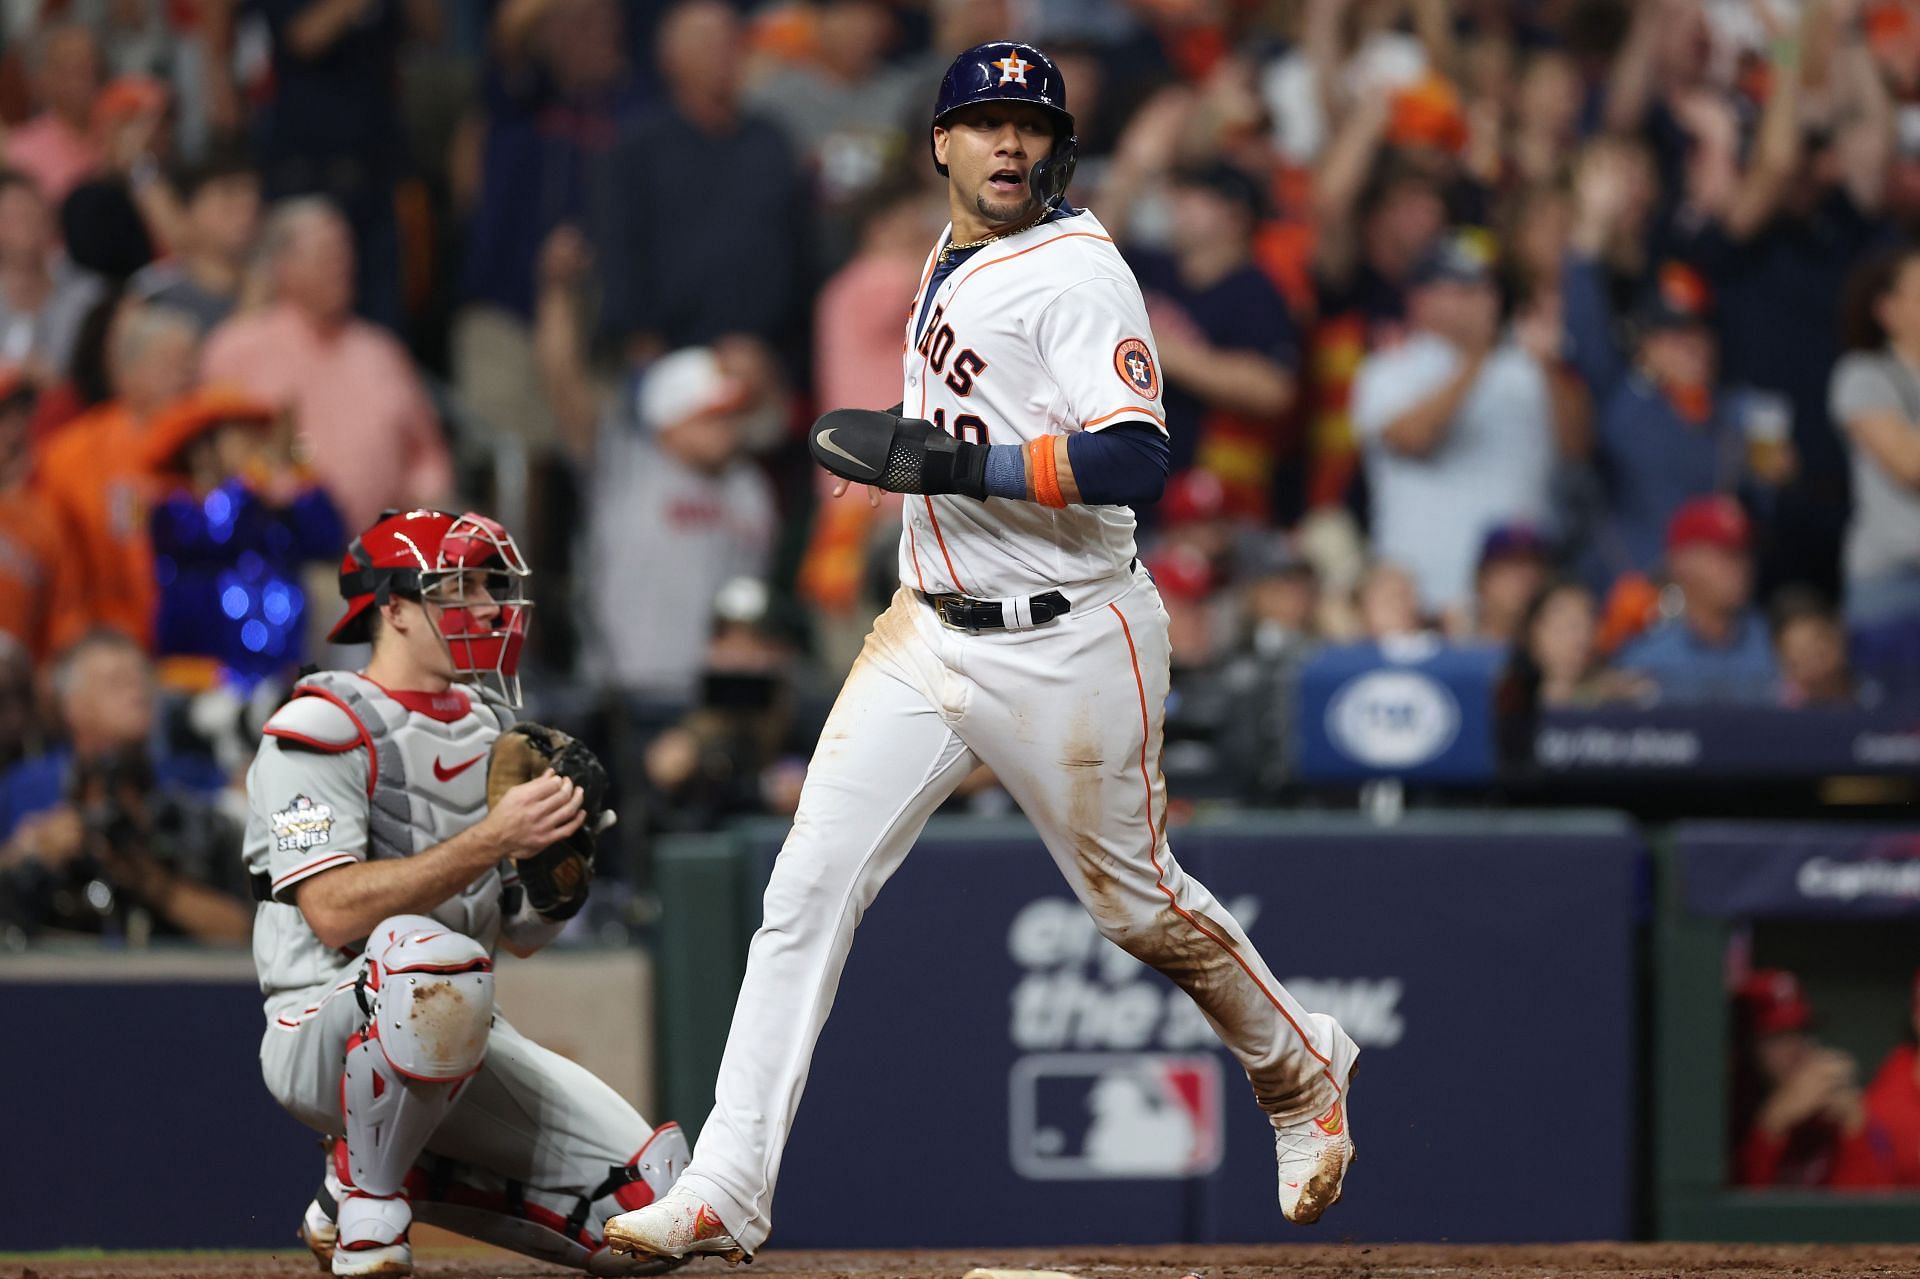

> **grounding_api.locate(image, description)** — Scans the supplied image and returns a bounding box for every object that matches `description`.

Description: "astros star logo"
[1126,352,1149,382]
[994,54,1032,86]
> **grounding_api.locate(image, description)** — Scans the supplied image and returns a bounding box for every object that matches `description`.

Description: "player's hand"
[481,770,587,861]
[1758,1049,1856,1134]
[831,476,883,507]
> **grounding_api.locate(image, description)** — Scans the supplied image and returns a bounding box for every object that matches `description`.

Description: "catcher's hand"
[486,722,610,921]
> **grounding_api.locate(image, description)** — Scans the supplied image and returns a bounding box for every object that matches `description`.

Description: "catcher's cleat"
[1274,1012,1360,1225]
[332,1192,413,1277]
[300,1136,344,1269]
[300,1197,338,1270]
[604,1186,751,1266]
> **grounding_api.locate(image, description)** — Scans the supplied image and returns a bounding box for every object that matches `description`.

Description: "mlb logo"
[1008,1052,1224,1180]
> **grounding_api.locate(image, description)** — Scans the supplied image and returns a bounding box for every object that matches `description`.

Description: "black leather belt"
[919,589,1071,632]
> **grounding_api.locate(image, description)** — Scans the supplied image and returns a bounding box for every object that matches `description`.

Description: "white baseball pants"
[678,566,1350,1252]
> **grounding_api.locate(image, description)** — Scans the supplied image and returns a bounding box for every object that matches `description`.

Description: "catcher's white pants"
[678,568,1350,1252]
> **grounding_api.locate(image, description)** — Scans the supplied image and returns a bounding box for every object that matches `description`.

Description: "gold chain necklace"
[939,213,1043,266]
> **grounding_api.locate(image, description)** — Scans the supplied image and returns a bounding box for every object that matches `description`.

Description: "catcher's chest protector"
[295,671,513,939]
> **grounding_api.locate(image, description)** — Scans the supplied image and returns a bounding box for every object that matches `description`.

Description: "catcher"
[242,508,685,1278]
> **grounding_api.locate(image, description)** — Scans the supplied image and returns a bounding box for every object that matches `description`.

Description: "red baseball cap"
[1146,545,1215,603]
[1162,470,1227,527]
[1737,969,1812,1036]
[1667,495,1751,555]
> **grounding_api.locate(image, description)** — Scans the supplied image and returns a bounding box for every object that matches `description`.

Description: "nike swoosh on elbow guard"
[815,429,867,467]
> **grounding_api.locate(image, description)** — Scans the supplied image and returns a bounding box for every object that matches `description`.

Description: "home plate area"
[12,1242,1920,1279]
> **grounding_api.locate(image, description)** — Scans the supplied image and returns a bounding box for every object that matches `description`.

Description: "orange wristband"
[1026,436,1067,508]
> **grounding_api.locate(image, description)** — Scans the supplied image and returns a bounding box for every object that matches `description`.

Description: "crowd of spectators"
[5,0,1920,938]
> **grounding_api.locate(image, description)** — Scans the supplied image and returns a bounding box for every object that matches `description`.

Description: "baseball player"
[606,42,1359,1264]
[245,508,688,1278]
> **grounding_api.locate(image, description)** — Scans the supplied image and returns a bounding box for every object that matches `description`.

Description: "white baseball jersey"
[898,207,1167,598]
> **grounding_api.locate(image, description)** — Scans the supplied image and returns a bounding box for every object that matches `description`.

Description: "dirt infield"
[11,1243,1920,1279]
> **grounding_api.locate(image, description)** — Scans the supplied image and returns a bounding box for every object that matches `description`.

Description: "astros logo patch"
[994,54,1032,86]
[1114,338,1158,397]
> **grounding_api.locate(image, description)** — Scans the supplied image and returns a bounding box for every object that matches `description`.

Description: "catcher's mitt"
[486,722,609,920]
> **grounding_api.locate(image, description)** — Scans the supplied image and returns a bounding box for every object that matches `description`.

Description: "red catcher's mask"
[330,509,534,706]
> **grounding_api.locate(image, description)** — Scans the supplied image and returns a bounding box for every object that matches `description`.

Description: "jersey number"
[932,408,989,446]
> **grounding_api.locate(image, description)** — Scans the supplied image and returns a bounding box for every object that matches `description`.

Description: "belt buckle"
[933,596,972,634]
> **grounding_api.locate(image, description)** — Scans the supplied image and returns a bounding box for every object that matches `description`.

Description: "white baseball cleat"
[603,1186,750,1265]
[300,1196,338,1270]
[299,1138,345,1269]
[1274,1013,1359,1225]
[331,1192,413,1277]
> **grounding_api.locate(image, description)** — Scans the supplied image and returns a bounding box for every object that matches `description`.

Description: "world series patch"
[270,794,334,854]
[1114,338,1158,397]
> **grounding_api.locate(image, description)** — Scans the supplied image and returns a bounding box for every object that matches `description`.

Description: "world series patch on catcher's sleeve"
[270,794,334,855]
[1114,338,1158,398]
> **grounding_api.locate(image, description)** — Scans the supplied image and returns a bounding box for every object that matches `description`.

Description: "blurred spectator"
[1356,560,1426,642]
[1148,544,1220,668]
[642,578,811,833]
[1559,136,1664,393]
[1303,154,1447,508]
[142,388,345,689]
[591,0,806,363]
[0,633,37,768]
[249,0,413,330]
[745,0,916,272]
[0,368,67,660]
[1150,469,1237,584]
[4,23,104,205]
[1847,970,1920,1187]
[75,72,176,275]
[1671,6,1897,599]
[202,198,452,532]
[1215,537,1323,799]
[1130,162,1299,514]
[536,227,776,706]
[1831,244,1920,624]
[1577,261,1794,586]
[1770,587,1858,708]
[1498,577,1651,759]
[800,185,931,663]
[1730,968,1876,1188]
[1234,536,1322,662]
[61,173,156,284]
[36,303,199,651]
[0,169,106,384]
[127,150,262,334]
[0,631,244,942]
[1466,523,1549,645]
[1617,496,1779,704]
[453,0,651,456]
[1352,230,1580,615]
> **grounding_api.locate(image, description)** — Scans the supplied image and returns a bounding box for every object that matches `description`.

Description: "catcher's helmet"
[931,41,1077,212]
[330,508,532,706]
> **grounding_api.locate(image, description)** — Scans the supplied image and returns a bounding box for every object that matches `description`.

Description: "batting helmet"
[329,508,532,706]
[931,41,1078,212]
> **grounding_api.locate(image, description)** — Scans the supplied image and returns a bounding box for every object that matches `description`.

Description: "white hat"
[637,347,751,432]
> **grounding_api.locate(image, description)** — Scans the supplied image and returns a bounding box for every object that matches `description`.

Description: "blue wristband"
[983,443,1028,500]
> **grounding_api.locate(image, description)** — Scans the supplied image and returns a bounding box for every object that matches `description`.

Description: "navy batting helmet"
[931,41,1078,212]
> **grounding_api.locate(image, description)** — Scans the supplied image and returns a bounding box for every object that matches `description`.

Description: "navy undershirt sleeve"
[1063,420,1170,506]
